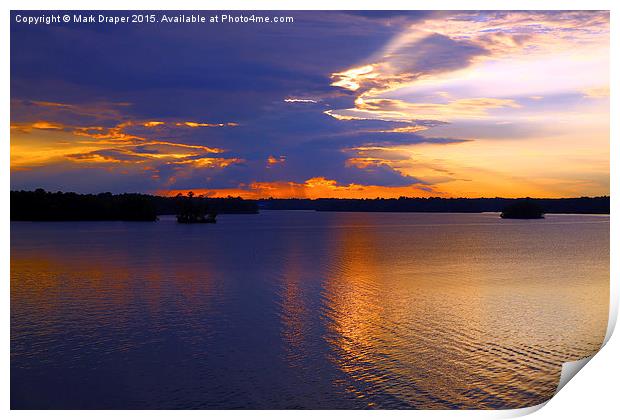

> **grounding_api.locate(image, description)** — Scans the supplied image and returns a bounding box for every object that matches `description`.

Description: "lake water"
[11,211,609,409]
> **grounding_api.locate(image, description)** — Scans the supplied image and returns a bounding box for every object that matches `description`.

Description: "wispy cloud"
[284,98,318,103]
[267,155,286,167]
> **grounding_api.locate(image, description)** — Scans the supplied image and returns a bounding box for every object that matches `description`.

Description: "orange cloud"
[172,157,243,168]
[10,121,65,132]
[72,123,144,143]
[266,155,286,167]
[143,121,165,127]
[11,116,231,174]
[176,121,239,128]
[65,151,145,164]
[31,121,64,130]
[159,177,438,199]
[346,157,397,169]
[142,141,223,154]
[375,125,428,133]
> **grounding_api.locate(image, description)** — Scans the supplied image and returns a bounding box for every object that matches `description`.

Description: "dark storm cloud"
[11,11,397,117]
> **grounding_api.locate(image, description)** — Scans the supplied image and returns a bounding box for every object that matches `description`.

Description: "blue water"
[11,211,609,409]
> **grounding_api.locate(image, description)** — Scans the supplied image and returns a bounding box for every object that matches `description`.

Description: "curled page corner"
[546,273,618,402]
[495,354,598,418]
[507,301,616,416]
[554,355,595,395]
[548,300,616,401]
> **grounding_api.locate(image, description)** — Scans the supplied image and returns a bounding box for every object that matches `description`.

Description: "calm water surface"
[11,211,609,409]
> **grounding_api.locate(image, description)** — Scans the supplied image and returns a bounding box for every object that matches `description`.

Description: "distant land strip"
[10,189,609,221]
[264,197,610,214]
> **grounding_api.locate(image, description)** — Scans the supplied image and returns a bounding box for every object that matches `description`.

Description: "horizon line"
[10,189,611,201]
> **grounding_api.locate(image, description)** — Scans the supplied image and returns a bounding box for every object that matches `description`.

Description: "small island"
[500,200,545,219]
[176,192,217,224]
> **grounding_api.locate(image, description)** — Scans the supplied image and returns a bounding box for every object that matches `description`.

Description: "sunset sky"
[10,11,609,198]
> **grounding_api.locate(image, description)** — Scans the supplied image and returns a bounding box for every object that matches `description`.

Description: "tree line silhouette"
[11,190,609,221]
[11,189,258,221]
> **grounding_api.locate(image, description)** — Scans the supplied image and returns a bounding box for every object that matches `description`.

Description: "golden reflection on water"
[319,213,608,408]
[320,221,385,405]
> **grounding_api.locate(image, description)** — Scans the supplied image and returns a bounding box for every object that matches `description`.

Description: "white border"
[3,1,617,418]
